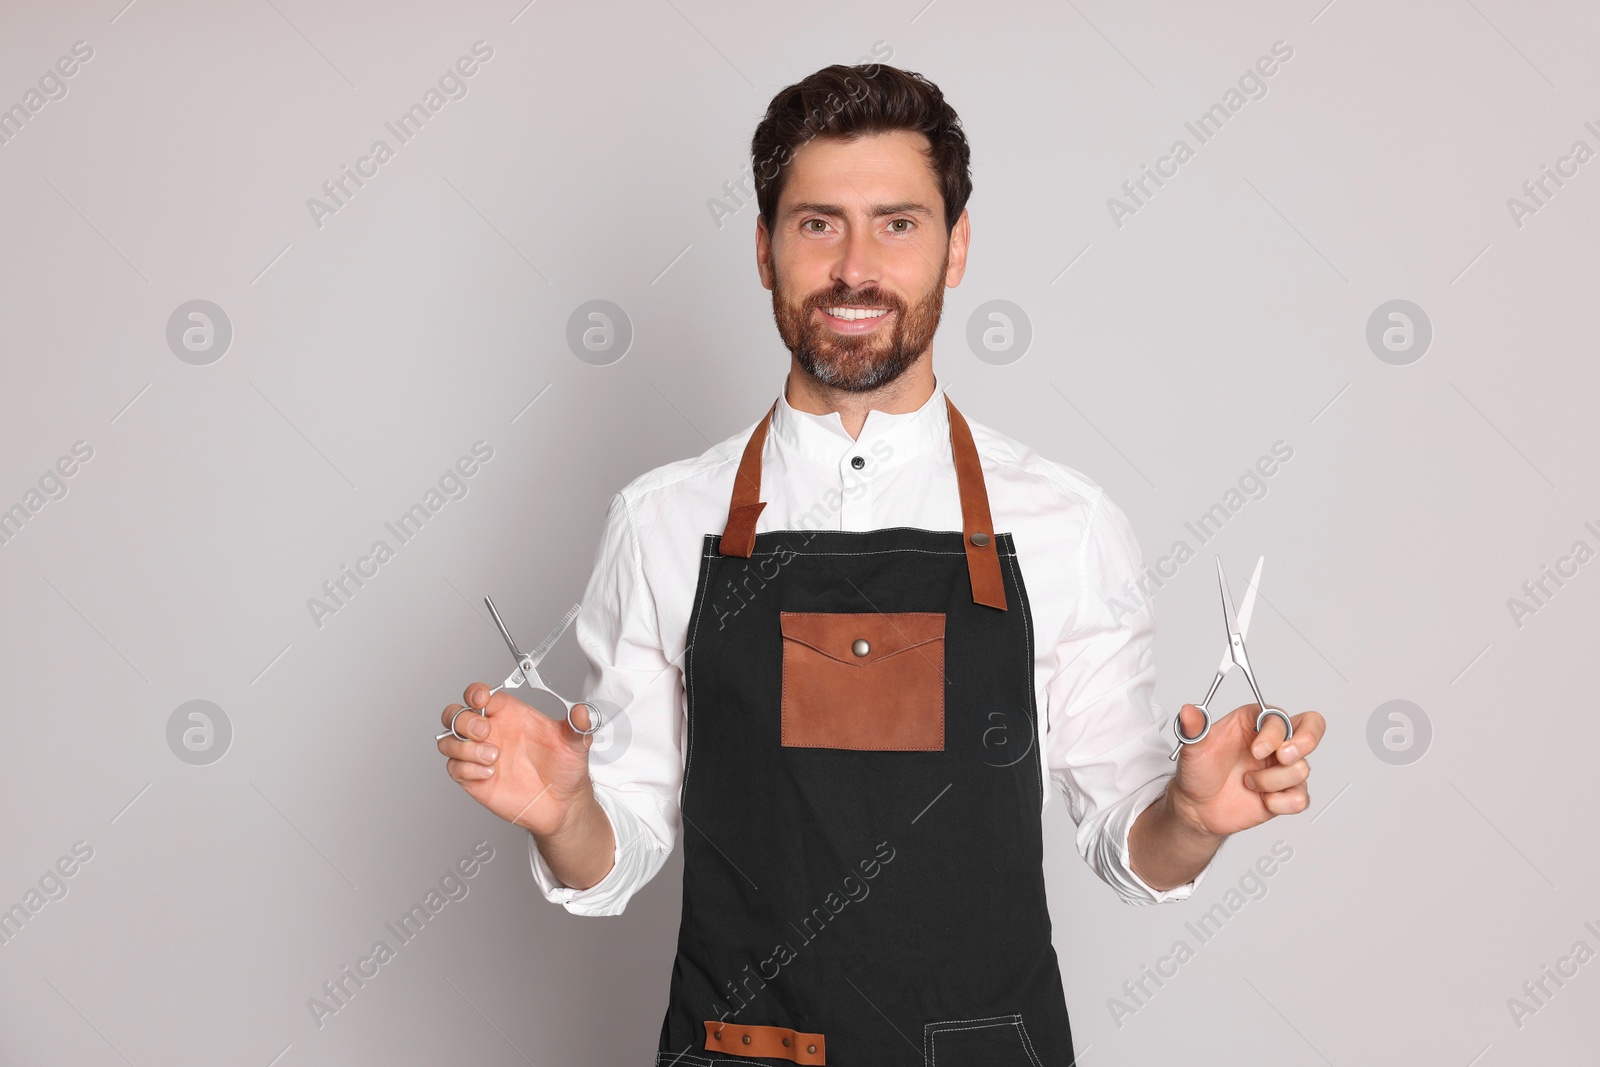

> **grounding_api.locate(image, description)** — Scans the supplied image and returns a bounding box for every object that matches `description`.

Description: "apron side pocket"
[923,1013,1044,1067]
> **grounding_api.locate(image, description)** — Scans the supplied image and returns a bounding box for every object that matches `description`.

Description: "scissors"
[437,597,603,742]
[1170,556,1294,760]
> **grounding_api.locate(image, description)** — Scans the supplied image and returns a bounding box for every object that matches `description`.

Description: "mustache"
[805,287,903,312]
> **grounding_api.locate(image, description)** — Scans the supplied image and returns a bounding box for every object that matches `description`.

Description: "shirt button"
[850,455,865,469]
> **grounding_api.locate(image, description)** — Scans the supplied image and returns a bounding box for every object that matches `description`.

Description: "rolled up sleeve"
[1044,487,1216,906]
[526,491,677,916]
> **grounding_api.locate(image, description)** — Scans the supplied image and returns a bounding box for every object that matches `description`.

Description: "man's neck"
[783,354,935,440]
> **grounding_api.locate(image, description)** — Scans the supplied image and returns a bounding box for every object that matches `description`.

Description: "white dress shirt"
[528,373,1216,915]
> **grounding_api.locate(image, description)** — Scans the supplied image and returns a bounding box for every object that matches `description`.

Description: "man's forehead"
[781,130,940,206]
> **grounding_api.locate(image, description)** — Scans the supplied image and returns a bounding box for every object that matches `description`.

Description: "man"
[437,62,1322,1065]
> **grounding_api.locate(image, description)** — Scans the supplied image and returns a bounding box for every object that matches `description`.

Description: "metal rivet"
[713,1031,722,1041]
[852,638,870,657]
[807,1045,817,1054]
[783,1037,792,1047]
[742,1034,751,1045]
[970,531,991,547]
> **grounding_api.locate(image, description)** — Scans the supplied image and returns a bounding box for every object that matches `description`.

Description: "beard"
[771,247,950,393]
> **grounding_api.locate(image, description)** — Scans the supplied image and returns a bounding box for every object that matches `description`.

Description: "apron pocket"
[923,1013,1043,1067]
[778,610,945,750]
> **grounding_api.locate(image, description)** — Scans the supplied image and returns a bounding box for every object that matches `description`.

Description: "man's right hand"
[437,683,600,839]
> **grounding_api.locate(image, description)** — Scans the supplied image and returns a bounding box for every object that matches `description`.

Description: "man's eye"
[804,219,829,232]
[889,219,912,233]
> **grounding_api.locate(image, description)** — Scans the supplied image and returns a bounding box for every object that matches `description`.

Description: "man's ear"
[944,208,971,288]
[756,214,775,291]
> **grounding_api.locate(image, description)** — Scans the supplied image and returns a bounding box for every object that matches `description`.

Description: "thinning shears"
[1170,556,1294,760]
[437,597,603,742]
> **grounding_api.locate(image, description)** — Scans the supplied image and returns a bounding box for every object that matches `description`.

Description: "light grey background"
[1,0,1595,1063]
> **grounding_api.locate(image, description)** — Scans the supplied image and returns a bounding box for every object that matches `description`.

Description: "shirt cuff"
[526,783,651,917]
[1104,776,1215,906]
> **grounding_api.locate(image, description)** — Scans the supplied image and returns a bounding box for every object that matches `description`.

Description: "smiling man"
[437,63,1323,1066]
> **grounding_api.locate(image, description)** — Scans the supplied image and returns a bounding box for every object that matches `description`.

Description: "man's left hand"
[1168,702,1326,837]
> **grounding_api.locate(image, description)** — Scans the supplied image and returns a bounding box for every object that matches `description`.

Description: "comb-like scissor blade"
[1236,556,1264,639]
[527,602,581,667]
[484,596,524,665]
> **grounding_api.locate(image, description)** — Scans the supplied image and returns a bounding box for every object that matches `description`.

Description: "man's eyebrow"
[784,201,937,221]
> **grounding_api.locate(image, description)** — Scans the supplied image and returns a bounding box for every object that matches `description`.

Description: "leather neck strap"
[718,394,1007,611]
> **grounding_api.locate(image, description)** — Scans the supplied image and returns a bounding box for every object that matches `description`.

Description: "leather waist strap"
[718,393,1007,611]
[704,1020,826,1063]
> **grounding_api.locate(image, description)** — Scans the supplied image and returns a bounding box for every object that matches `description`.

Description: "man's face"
[758,129,969,393]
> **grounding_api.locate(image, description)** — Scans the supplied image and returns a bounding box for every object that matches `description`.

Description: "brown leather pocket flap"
[779,611,945,667]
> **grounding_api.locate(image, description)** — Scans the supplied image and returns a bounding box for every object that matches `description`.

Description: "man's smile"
[816,305,895,333]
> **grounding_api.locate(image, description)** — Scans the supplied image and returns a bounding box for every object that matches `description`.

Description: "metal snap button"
[852,638,870,657]
[851,455,865,469]
[970,531,991,547]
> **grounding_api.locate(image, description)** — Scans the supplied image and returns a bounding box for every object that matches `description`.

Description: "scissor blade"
[483,596,525,666]
[1217,556,1241,638]
[526,602,581,667]
[1236,556,1264,639]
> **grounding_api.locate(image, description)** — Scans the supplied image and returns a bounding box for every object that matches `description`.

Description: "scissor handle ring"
[567,703,604,737]
[1254,706,1294,741]
[449,706,486,742]
[1172,708,1211,746]
[567,702,604,737]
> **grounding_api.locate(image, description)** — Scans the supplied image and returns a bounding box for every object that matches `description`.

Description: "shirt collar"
[769,371,949,474]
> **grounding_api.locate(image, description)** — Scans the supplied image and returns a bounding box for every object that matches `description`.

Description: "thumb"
[1175,703,1209,742]
[562,702,601,750]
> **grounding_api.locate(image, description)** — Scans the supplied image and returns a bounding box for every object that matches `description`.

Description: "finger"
[436,732,500,766]
[1277,710,1326,764]
[1243,758,1308,794]
[462,682,495,712]
[446,757,495,782]
[1261,782,1309,816]
[438,703,492,741]
[1249,705,1290,759]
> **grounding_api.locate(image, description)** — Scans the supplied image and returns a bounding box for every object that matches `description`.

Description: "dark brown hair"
[750,63,972,235]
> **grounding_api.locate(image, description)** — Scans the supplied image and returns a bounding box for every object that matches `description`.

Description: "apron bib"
[655,396,1075,1066]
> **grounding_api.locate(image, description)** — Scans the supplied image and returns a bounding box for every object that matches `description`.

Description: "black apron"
[655,396,1075,1066]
